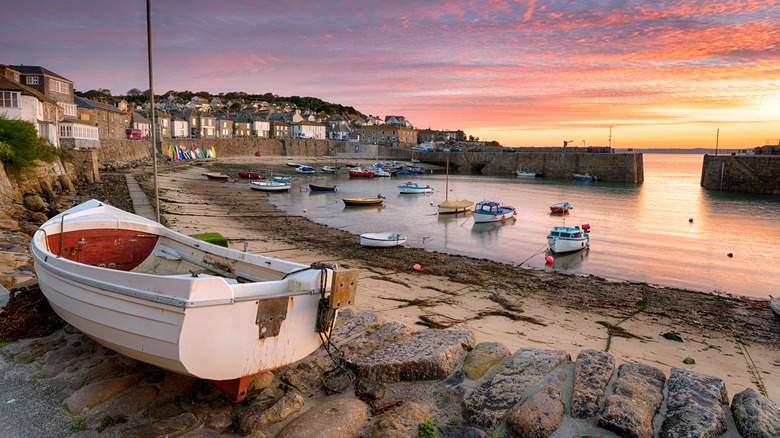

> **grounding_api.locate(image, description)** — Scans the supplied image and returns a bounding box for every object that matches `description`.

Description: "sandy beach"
[133,156,779,402]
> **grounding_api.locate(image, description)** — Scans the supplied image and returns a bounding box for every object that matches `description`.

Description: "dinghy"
[30,200,358,402]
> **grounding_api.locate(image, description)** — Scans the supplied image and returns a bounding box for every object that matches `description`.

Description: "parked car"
[502,147,516,152]
[468,147,481,152]
[451,147,461,152]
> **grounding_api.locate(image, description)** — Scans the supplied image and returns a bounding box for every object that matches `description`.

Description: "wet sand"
[135,157,779,401]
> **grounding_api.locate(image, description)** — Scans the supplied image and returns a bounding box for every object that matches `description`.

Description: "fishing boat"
[359,233,407,247]
[309,183,336,192]
[516,170,543,177]
[472,201,516,223]
[344,162,359,168]
[295,166,315,174]
[272,176,292,183]
[342,196,384,206]
[547,223,590,254]
[550,202,573,213]
[320,166,339,173]
[398,182,433,194]
[237,172,263,179]
[204,172,230,181]
[573,173,597,181]
[30,200,358,402]
[250,181,291,192]
[286,162,303,168]
[438,157,473,215]
[348,168,374,178]
[368,167,391,177]
[771,296,780,320]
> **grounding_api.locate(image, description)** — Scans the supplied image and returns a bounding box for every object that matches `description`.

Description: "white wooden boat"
[547,224,590,253]
[398,182,433,194]
[359,233,407,247]
[550,202,573,213]
[250,181,291,191]
[204,172,230,181]
[320,166,339,173]
[30,200,357,402]
[295,166,315,174]
[472,201,516,223]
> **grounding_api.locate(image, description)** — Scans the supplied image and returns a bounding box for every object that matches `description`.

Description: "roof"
[0,77,57,105]
[132,112,151,124]
[61,115,98,127]
[7,65,73,83]
[74,95,124,113]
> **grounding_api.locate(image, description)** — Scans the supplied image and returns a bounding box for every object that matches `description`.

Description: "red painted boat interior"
[45,229,159,271]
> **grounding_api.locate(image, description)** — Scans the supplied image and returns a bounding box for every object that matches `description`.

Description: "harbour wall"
[701,154,780,195]
[94,139,644,183]
[387,147,644,183]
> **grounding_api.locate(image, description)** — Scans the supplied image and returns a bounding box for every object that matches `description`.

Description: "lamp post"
[146,0,160,222]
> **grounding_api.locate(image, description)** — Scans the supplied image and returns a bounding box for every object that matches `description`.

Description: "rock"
[86,385,158,425]
[571,349,615,419]
[461,342,510,380]
[30,211,48,223]
[598,363,666,438]
[276,397,368,438]
[0,218,19,229]
[368,401,433,438]
[731,388,780,438]
[433,370,467,409]
[331,310,381,342]
[63,372,145,414]
[338,321,415,362]
[23,195,47,212]
[39,178,55,199]
[660,368,727,438]
[357,380,386,400]
[437,424,491,437]
[131,412,200,437]
[351,329,476,384]
[58,174,75,192]
[237,391,305,436]
[506,385,564,438]
[462,347,569,429]
[278,353,337,395]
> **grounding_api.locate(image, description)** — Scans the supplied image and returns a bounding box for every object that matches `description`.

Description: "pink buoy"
[582,223,590,231]
[688,217,693,222]
[413,263,421,271]
[545,255,554,263]
[303,209,307,214]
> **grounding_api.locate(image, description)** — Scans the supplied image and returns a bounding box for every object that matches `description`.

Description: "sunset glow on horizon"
[2,0,779,149]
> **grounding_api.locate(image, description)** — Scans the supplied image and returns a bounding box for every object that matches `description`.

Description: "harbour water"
[269,154,780,299]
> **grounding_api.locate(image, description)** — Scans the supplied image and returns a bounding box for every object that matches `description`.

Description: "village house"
[270,120,290,139]
[74,96,131,139]
[353,124,417,146]
[170,113,189,138]
[0,66,63,146]
[290,121,326,139]
[215,116,232,138]
[131,112,152,138]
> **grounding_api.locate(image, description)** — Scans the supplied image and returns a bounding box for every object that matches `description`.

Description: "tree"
[127,88,143,96]
[0,115,60,179]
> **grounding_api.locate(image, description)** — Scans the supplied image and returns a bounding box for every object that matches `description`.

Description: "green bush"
[0,115,64,179]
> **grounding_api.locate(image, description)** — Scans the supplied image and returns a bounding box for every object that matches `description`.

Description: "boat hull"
[398,183,433,194]
[238,172,262,179]
[772,297,780,320]
[343,198,383,206]
[309,184,336,191]
[438,200,474,215]
[250,181,290,191]
[360,233,407,247]
[547,226,590,253]
[573,173,597,181]
[31,200,349,401]
[472,202,516,223]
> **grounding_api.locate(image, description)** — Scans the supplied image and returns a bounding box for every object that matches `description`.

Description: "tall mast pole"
[715,128,719,155]
[146,0,160,222]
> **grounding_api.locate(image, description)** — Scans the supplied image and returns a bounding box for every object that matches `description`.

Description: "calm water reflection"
[268,154,780,299]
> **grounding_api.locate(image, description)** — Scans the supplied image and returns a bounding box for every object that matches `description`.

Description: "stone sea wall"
[701,154,780,195]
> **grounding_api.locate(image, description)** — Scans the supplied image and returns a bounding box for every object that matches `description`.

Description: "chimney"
[0,65,7,80]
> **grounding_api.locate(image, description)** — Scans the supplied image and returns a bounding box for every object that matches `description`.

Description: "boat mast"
[146,0,160,222]
[445,156,449,202]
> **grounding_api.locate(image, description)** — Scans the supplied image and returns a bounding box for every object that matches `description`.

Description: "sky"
[2,0,779,149]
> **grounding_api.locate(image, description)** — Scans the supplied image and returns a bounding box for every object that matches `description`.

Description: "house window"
[26,76,39,85]
[49,79,69,94]
[13,73,19,82]
[0,91,19,108]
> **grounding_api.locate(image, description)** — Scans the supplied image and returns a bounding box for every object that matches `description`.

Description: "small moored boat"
[343,196,384,206]
[286,162,303,167]
[30,200,357,402]
[320,166,339,173]
[472,201,516,224]
[516,171,542,177]
[204,172,230,181]
[771,296,780,320]
[547,223,590,254]
[573,173,597,181]
[398,182,433,194]
[237,172,263,179]
[250,181,291,192]
[348,168,374,178]
[272,176,292,183]
[295,166,315,174]
[359,233,407,247]
[550,202,573,213]
[309,183,336,192]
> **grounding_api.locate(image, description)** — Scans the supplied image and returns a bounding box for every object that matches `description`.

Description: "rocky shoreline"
[0,164,778,437]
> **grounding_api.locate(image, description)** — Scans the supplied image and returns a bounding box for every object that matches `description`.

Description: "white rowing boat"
[30,200,358,402]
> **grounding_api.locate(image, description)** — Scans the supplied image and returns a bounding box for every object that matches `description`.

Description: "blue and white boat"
[295,166,315,174]
[272,176,291,183]
[573,172,597,181]
[398,182,433,194]
[472,201,516,223]
[547,223,590,253]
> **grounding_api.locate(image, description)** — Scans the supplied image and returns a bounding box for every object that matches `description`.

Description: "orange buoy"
[545,255,553,264]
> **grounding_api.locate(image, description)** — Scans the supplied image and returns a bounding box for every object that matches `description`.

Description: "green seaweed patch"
[663,331,683,342]
[97,414,127,432]
[189,232,228,248]
[683,357,696,364]
[418,420,437,438]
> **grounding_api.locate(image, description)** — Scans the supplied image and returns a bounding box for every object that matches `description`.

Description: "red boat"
[238,172,263,179]
[550,202,572,213]
[348,168,374,177]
